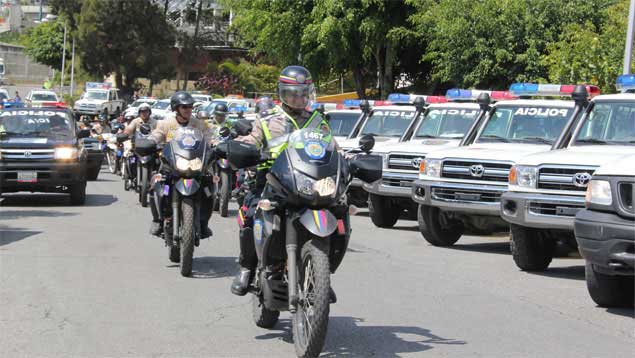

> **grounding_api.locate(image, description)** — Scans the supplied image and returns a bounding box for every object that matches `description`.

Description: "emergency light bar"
[387,93,448,104]
[86,82,112,90]
[336,99,394,110]
[342,99,361,108]
[616,74,635,92]
[446,89,517,101]
[509,83,600,97]
[229,106,247,113]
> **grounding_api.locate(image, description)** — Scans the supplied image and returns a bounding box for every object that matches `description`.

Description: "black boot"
[230,267,253,296]
[200,225,213,239]
[149,221,162,236]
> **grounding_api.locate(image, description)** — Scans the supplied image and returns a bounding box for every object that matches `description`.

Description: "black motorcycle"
[137,127,214,277]
[218,128,381,358]
[212,154,234,217]
[133,124,154,207]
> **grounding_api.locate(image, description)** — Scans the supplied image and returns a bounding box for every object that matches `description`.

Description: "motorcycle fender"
[174,178,200,196]
[299,209,337,238]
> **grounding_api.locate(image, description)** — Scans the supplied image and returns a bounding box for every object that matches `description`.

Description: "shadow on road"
[605,307,635,318]
[0,210,77,220]
[190,256,239,279]
[0,193,117,207]
[526,265,585,281]
[389,224,420,232]
[447,241,510,255]
[254,317,466,357]
[0,226,41,246]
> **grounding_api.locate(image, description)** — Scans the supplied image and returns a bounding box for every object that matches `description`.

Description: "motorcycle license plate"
[17,171,37,183]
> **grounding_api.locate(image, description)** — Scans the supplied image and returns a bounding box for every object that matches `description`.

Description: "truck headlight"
[54,147,78,160]
[424,159,442,177]
[176,157,203,171]
[586,180,612,206]
[509,165,537,188]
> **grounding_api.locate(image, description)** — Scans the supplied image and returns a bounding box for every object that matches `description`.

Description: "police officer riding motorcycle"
[123,103,157,206]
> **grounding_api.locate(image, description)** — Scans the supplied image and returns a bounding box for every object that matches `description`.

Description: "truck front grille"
[441,160,511,182]
[538,166,596,192]
[381,178,415,188]
[431,187,502,203]
[0,149,54,161]
[387,153,424,172]
[619,182,634,214]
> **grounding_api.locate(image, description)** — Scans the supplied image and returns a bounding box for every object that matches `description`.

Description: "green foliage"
[196,59,279,96]
[23,20,68,71]
[0,31,25,46]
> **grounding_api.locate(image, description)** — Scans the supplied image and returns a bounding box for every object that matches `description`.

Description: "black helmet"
[170,91,195,111]
[278,65,315,110]
[214,103,228,115]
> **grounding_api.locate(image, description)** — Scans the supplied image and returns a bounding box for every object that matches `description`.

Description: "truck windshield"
[131,100,155,107]
[415,107,479,139]
[85,91,107,100]
[574,101,635,145]
[0,110,74,138]
[152,101,170,110]
[361,109,416,137]
[31,93,58,101]
[476,105,572,144]
[326,112,359,137]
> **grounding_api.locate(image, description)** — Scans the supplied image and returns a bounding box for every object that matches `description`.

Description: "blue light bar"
[446,89,473,99]
[229,106,247,113]
[509,83,539,95]
[387,93,411,103]
[616,74,635,91]
[342,99,361,108]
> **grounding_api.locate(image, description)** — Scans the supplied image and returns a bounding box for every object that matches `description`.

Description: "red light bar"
[425,96,448,104]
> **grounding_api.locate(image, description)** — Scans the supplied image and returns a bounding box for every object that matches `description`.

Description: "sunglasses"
[181,105,194,109]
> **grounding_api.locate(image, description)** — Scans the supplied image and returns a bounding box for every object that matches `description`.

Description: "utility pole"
[39,0,43,21]
[70,37,76,97]
[61,23,67,94]
[624,0,635,74]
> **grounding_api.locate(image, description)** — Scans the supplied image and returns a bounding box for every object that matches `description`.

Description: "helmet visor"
[279,83,315,109]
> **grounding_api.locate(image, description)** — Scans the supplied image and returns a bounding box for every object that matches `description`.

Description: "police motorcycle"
[104,123,126,174]
[134,123,155,207]
[216,125,382,358]
[136,127,215,277]
[212,128,235,217]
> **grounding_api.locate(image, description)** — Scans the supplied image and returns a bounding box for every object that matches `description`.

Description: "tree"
[77,0,175,96]
[195,59,279,96]
[23,19,68,71]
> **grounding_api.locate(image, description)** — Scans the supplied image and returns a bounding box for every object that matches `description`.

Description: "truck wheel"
[368,194,399,228]
[585,262,634,307]
[69,181,87,205]
[510,224,555,271]
[87,165,100,181]
[417,204,462,246]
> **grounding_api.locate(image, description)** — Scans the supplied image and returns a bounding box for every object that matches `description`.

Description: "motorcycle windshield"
[172,127,205,159]
[286,128,339,179]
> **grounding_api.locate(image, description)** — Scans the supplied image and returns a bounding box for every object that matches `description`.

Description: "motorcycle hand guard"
[349,154,382,183]
[134,138,157,156]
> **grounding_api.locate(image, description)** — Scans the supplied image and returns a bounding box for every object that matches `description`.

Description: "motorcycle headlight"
[176,157,203,171]
[586,180,612,206]
[294,171,316,196]
[509,165,537,188]
[424,159,442,177]
[54,147,78,160]
[314,176,336,197]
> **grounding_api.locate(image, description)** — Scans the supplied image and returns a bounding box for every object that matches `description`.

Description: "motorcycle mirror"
[196,111,209,119]
[77,128,91,139]
[350,154,382,183]
[219,126,231,138]
[413,96,426,111]
[360,100,371,114]
[224,141,261,169]
[358,134,375,153]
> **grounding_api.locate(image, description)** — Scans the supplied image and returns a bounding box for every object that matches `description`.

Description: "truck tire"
[368,194,399,228]
[417,204,462,246]
[69,181,87,205]
[87,165,100,181]
[585,262,634,308]
[510,224,555,271]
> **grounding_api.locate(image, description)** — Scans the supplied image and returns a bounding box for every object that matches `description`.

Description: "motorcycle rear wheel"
[293,239,331,358]
[179,197,195,277]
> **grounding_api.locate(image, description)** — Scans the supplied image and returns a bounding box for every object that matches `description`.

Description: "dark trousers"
[238,187,263,269]
[150,182,214,230]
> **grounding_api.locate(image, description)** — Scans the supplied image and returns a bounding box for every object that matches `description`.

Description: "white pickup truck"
[74,83,125,118]
[501,77,635,271]
[362,90,515,228]
[411,83,596,247]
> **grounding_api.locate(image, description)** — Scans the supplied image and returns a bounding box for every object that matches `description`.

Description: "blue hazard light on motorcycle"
[616,74,635,91]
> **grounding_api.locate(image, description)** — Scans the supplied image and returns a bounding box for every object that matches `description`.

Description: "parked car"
[25,90,60,107]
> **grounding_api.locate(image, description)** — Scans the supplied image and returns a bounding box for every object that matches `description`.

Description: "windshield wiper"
[518,136,553,145]
[576,138,607,144]
[479,135,509,143]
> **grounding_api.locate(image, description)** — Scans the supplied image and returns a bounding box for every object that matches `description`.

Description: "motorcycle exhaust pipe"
[172,189,180,240]
[286,215,298,313]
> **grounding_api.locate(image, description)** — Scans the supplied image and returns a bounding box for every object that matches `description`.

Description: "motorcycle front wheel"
[219,171,230,217]
[107,151,117,174]
[179,197,195,277]
[139,165,149,207]
[293,239,331,358]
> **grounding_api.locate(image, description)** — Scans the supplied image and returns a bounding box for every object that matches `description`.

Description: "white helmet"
[138,102,152,115]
